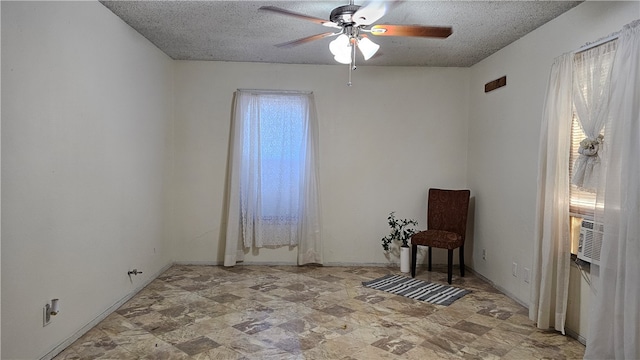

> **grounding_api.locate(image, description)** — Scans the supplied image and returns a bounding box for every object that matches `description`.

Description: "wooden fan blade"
[275,32,337,48]
[370,24,452,38]
[259,6,335,27]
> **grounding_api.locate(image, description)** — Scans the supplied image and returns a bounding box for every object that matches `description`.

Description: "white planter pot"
[400,246,410,273]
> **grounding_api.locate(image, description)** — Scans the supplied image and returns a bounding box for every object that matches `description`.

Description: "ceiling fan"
[259,1,453,66]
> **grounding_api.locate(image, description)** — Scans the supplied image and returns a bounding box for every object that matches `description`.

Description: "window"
[569,40,617,257]
[232,90,321,249]
[569,113,599,217]
[243,95,305,226]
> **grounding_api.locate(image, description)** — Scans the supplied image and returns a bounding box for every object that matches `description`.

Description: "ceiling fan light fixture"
[357,37,380,60]
[329,34,353,64]
[259,2,453,83]
[329,34,350,55]
[334,54,352,64]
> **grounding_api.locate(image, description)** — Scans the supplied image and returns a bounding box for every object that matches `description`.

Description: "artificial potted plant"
[381,212,418,273]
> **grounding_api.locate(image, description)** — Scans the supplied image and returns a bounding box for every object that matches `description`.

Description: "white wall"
[467,0,639,329]
[566,262,591,342]
[0,2,3,356]
[172,62,471,266]
[4,0,637,358]
[1,2,174,359]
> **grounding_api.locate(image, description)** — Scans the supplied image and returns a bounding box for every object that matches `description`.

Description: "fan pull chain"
[348,43,357,86]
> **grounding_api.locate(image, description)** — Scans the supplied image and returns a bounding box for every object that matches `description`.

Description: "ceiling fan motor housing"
[330,5,361,25]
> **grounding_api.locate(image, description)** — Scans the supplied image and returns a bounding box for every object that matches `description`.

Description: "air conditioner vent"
[577,219,603,265]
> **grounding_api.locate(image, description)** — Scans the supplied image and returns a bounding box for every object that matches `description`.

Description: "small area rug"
[362,274,471,306]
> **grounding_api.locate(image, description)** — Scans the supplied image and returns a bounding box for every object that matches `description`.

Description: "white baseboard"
[173,260,223,266]
[466,267,529,309]
[324,262,394,267]
[467,267,586,345]
[176,261,403,268]
[39,262,173,360]
[175,260,295,266]
[565,327,587,345]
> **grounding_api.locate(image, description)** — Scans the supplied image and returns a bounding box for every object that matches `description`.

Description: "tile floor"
[54,265,585,359]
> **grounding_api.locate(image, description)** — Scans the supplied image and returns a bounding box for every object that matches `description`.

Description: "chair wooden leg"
[428,246,432,272]
[447,250,453,284]
[459,245,465,277]
[411,244,418,278]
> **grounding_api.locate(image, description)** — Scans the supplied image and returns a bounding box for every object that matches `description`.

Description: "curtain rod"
[237,89,313,95]
[573,31,620,54]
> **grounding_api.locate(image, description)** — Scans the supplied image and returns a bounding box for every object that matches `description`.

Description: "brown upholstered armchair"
[410,188,470,284]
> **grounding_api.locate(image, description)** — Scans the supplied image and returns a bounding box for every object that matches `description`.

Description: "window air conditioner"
[577,219,603,265]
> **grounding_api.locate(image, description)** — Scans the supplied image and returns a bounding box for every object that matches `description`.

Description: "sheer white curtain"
[586,19,640,359]
[571,41,617,190]
[224,89,322,266]
[530,53,573,335]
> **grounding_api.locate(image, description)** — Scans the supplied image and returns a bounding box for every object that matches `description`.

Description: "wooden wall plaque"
[485,76,507,93]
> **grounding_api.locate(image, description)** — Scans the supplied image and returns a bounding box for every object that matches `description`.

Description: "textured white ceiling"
[100,1,582,67]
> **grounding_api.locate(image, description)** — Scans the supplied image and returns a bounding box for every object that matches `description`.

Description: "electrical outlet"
[482,249,486,260]
[524,267,531,283]
[512,262,518,277]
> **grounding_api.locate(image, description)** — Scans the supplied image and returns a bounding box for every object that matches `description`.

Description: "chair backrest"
[427,188,471,241]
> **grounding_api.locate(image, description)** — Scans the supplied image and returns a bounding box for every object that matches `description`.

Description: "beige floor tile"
[52,265,584,360]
